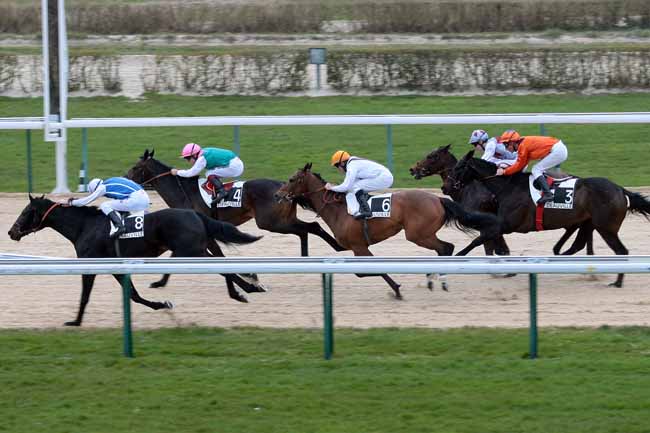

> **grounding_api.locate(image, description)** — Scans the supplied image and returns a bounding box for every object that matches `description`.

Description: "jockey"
[324,150,394,220]
[495,130,568,205]
[468,129,517,167]
[68,177,150,239]
[171,143,244,205]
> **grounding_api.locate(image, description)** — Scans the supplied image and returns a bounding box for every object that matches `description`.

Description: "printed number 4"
[233,189,241,200]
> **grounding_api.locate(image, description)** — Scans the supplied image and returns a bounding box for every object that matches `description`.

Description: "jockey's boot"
[536,176,554,205]
[107,210,126,239]
[354,190,372,220]
[208,175,227,205]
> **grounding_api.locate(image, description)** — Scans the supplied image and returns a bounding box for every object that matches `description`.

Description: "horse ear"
[28,193,34,202]
[150,149,155,158]
[143,149,149,159]
[303,162,312,171]
[462,150,474,160]
[444,143,452,151]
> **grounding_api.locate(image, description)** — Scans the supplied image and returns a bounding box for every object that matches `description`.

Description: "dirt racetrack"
[1,191,650,329]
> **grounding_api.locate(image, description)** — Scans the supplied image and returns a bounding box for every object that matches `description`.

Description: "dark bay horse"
[274,163,501,298]
[409,144,594,256]
[127,150,344,255]
[8,196,261,326]
[448,151,650,286]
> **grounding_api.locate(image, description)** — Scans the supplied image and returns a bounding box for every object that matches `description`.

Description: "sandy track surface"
[1,191,649,330]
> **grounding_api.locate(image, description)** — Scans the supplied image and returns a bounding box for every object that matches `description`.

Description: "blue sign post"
[309,48,327,90]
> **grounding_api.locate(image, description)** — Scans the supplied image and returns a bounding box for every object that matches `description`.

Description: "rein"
[290,186,342,217]
[142,171,172,186]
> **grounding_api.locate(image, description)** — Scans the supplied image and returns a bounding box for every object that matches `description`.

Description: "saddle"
[201,180,236,195]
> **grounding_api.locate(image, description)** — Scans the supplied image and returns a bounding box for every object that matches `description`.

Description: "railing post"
[322,273,334,359]
[78,128,88,192]
[540,123,546,136]
[385,124,393,172]
[121,275,134,358]
[26,130,33,193]
[233,125,240,156]
[529,273,538,359]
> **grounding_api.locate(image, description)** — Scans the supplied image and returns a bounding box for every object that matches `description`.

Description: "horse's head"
[275,162,323,202]
[409,144,455,180]
[126,149,167,186]
[8,195,56,241]
[445,150,498,195]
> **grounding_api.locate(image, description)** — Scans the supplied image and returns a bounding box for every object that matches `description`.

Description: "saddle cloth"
[109,210,145,239]
[528,174,577,209]
[345,193,393,218]
[198,179,245,208]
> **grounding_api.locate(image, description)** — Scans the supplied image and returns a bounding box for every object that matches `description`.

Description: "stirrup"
[537,193,554,205]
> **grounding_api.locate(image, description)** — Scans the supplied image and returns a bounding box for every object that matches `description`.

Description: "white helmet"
[468,129,489,145]
[88,178,102,193]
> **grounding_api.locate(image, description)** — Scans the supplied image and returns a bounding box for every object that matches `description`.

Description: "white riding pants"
[100,189,150,215]
[532,141,568,178]
[344,172,394,215]
[206,157,244,179]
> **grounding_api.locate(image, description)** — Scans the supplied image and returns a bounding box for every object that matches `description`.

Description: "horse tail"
[440,197,499,235]
[623,189,650,220]
[197,213,262,245]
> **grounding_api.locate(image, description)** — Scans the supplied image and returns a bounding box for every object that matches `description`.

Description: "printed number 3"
[565,190,573,204]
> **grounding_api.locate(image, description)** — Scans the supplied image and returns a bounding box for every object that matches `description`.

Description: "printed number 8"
[135,216,144,230]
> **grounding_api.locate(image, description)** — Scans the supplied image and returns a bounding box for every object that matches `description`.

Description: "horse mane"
[469,157,497,174]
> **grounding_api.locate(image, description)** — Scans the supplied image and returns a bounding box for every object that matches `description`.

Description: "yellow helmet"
[331,150,350,167]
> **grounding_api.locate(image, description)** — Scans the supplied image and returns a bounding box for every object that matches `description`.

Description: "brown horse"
[274,163,500,298]
[409,144,594,257]
[448,150,650,287]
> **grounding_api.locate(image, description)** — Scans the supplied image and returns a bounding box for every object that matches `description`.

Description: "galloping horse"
[8,195,261,326]
[127,150,345,254]
[448,151,650,286]
[409,144,594,256]
[274,163,500,298]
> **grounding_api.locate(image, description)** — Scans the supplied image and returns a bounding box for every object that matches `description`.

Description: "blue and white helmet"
[468,129,489,145]
[88,178,103,193]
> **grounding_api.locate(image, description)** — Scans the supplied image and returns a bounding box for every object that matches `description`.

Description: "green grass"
[2,93,650,192]
[2,326,650,433]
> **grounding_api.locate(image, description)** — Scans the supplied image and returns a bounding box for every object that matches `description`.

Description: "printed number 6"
[382,198,390,212]
[134,216,144,230]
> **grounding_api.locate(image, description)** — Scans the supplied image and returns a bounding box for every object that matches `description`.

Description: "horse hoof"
[504,273,517,278]
[164,301,174,309]
[427,281,433,291]
[150,281,165,288]
[253,284,268,293]
[608,282,623,288]
[441,282,449,292]
[64,321,80,327]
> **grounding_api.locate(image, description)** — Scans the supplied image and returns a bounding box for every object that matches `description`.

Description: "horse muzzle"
[8,226,23,241]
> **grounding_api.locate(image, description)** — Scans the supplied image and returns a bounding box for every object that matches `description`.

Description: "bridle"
[284,177,343,217]
[20,202,61,236]
[141,170,171,186]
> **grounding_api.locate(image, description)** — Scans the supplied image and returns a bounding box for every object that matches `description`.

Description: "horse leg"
[455,229,500,257]
[65,274,96,327]
[150,273,170,288]
[553,225,578,255]
[113,275,173,310]
[595,229,628,288]
[406,231,453,291]
[207,240,266,293]
[353,247,402,299]
[302,221,347,252]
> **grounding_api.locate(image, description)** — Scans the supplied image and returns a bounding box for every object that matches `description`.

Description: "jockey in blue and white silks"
[69,177,150,238]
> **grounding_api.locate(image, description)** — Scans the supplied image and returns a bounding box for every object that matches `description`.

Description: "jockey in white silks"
[468,129,518,168]
[68,177,150,239]
[324,150,394,219]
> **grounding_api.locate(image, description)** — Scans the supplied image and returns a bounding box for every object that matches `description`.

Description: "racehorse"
[127,150,345,286]
[448,150,650,286]
[8,195,262,326]
[409,144,594,256]
[274,163,501,298]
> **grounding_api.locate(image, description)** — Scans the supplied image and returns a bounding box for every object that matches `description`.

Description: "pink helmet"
[180,143,203,159]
